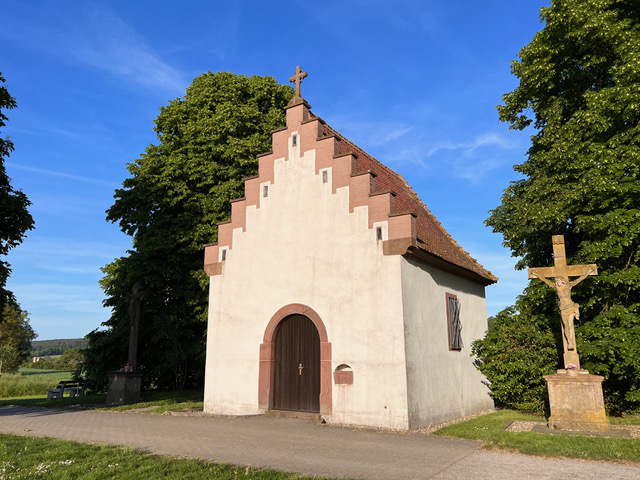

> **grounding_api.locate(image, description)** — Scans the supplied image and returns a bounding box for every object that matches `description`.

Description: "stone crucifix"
[125,282,148,371]
[289,65,308,98]
[528,235,597,370]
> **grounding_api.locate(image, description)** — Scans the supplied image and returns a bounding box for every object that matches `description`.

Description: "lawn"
[0,368,204,412]
[0,387,203,412]
[3,370,640,465]
[0,368,74,398]
[0,434,343,479]
[434,409,640,464]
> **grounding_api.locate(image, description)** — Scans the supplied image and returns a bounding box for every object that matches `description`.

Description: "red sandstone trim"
[333,370,353,385]
[205,101,489,282]
[258,304,332,415]
[204,102,410,277]
[203,262,222,276]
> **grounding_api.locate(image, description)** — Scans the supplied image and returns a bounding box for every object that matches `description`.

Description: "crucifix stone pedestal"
[106,370,143,404]
[529,235,609,432]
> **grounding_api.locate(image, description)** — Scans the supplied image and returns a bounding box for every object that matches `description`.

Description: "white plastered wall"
[400,257,494,428]
[203,135,411,429]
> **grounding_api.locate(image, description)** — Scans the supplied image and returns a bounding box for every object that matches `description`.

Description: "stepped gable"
[319,120,497,285]
[204,100,496,286]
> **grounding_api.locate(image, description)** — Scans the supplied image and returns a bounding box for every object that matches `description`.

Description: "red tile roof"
[319,120,497,284]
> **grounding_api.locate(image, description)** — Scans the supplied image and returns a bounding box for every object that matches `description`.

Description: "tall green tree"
[480,0,640,413]
[0,73,34,308]
[0,300,36,374]
[85,72,293,391]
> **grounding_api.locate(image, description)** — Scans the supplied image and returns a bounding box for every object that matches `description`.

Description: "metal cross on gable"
[289,65,308,98]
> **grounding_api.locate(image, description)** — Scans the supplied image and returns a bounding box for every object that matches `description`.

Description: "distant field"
[0,368,73,398]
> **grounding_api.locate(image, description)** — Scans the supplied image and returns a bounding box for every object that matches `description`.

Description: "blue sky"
[2,1,548,340]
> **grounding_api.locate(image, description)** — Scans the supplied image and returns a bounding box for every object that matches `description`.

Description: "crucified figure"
[531,268,595,351]
[528,235,597,369]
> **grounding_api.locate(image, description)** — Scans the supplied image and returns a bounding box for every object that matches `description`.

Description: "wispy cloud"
[6,162,117,187]
[328,118,414,148]
[421,132,522,184]
[2,2,185,94]
[425,132,517,158]
[11,283,106,315]
[324,109,521,184]
[66,5,185,93]
[10,237,129,265]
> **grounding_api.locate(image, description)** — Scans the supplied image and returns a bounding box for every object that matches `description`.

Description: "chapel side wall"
[400,257,494,429]
[203,140,410,429]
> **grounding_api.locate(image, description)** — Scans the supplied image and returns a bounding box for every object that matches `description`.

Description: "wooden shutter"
[448,296,463,350]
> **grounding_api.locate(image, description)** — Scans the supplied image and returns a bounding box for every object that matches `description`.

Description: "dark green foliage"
[0,73,34,309]
[32,347,85,371]
[484,0,640,412]
[85,72,293,392]
[0,301,36,374]
[471,308,558,414]
[31,338,88,357]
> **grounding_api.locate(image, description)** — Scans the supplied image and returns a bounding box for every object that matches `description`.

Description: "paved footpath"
[1,406,639,480]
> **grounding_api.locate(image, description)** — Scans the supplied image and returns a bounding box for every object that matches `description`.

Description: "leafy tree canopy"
[0,73,34,308]
[85,72,293,391]
[483,0,640,413]
[0,300,36,374]
[31,338,88,357]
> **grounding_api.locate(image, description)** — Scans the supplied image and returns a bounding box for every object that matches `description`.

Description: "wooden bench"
[46,380,85,400]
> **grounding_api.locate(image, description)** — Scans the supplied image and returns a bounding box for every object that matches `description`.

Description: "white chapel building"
[203,70,497,430]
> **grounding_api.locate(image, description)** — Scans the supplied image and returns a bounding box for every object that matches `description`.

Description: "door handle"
[298,363,304,375]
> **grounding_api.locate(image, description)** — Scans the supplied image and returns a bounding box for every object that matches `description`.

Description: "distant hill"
[31,338,89,357]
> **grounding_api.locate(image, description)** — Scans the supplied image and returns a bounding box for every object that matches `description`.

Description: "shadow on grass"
[0,389,204,413]
[18,369,74,376]
[434,409,640,464]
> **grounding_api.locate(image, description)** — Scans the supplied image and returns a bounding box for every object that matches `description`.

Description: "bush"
[29,348,85,372]
[471,308,558,414]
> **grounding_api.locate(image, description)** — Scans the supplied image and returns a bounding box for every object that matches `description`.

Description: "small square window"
[263,185,268,197]
[322,170,328,184]
[292,134,297,147]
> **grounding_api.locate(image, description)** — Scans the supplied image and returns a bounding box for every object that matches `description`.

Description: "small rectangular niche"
[221,249,227,261]
[322,170,328,184]
[334,364,353,385]
[292,134,297,147]
[263,185,269,198]
[376,227,383,241]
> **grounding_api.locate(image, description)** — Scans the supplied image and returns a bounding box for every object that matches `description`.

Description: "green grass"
[96,390,204,413]
[0,369,73,398]
[0,385,204,413]
[0,434,342,479]
[434,409,640,463]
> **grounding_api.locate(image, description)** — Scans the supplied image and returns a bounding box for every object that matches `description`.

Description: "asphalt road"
[0,406,639,479]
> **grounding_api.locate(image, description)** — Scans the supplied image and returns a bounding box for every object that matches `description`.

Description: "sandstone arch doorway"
[272,314,320,412]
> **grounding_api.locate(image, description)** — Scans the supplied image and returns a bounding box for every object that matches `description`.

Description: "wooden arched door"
[273,314,320,412]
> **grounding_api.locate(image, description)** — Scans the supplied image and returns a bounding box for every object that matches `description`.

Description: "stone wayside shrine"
[202,67,497,430]
[529,235,609,432]
[107,283,147,404]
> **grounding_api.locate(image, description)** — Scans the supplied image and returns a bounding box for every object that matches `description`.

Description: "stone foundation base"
[544,371,609,432]
[107,371,143,404]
